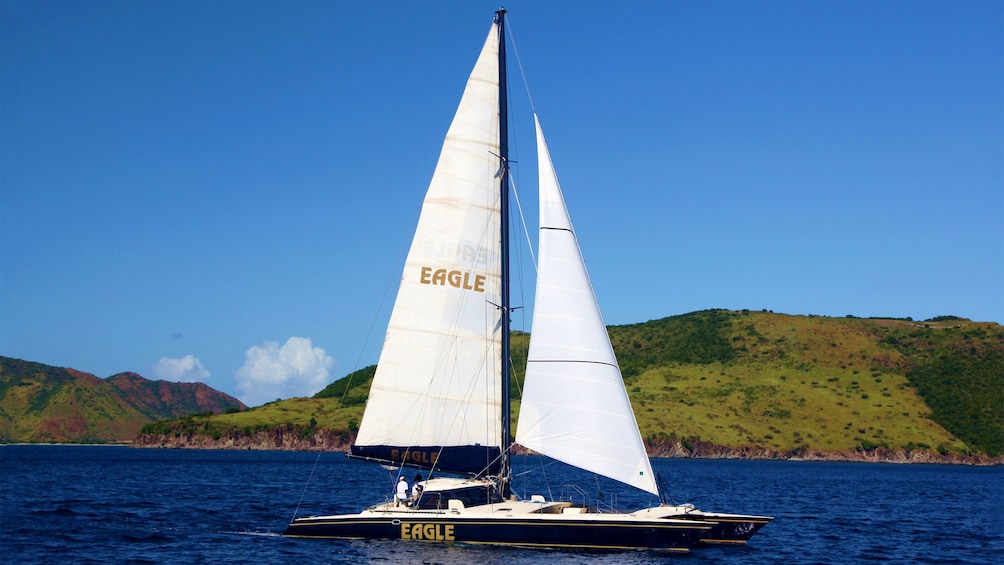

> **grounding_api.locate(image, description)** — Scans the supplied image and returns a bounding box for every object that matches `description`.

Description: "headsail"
[515,116,659,496]
[351,21,504,476]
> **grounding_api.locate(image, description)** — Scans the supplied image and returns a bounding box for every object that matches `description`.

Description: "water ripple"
[2,446,1002,564]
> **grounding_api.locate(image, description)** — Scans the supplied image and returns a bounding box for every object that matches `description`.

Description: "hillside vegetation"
[608,311,1002,457]
[0,357,245,443]
[136,311,1003,460]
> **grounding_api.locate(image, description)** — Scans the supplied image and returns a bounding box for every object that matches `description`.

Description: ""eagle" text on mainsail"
[419,267,486,293]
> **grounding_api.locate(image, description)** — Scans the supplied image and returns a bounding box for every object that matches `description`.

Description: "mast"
[495,7,512,499]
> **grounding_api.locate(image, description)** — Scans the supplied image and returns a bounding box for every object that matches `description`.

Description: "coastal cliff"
[131,429,1002,465]
[133,311,1003,464]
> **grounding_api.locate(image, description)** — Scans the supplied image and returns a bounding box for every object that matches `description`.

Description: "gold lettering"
[418,267,486,294]
[402,523,457,542]
[415,451,436,464]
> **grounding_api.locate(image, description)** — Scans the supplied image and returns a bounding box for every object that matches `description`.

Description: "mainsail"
[351,22,504,476]
[515,116,659,495]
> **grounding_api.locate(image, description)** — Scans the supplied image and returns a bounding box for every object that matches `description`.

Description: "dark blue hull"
[283,513,710,551]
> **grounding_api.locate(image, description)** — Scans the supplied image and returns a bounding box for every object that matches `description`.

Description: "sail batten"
[528,360,618,366]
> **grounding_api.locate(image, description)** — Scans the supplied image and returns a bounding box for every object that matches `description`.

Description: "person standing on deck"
[396,476,409,507]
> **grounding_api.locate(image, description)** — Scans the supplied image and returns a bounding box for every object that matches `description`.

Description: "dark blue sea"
[1,446,1001,564]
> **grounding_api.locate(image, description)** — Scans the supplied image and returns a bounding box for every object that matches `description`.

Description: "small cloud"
[234,337,335,407]
[151,355,211,382]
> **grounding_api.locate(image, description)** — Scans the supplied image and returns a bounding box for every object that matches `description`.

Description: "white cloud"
[151,355,211,382]
[234,336,335,407]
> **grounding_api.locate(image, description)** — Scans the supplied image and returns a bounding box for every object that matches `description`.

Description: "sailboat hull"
[630,505,773,544]
[283,510,712,552]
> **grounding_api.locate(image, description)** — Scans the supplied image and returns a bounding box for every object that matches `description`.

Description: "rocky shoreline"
[130,431,1003,466]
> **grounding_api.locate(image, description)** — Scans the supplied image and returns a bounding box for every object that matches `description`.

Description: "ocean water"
[1,445,1001,564]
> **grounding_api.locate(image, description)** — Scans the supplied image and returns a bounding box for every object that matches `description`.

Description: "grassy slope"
[139,311,1004,457]
[139,367,374,440]
[614,311,1002,455]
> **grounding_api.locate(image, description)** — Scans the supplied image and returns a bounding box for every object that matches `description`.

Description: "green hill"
[608,310,1002,458]
[0,357,246,443]
[134,311,1003,460]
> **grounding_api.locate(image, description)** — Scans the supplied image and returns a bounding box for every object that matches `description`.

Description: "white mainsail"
[352,22,504,473]
[515,116,659,496]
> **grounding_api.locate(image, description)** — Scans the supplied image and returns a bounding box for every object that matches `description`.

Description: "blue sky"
[2,1,1001,406]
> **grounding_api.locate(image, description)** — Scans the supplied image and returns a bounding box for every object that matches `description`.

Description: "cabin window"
[449,486,504,507]
[414,493,442,510]
[413,486,502,510]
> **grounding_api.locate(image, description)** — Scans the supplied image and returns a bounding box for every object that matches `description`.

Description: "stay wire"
[504,13,536,116]
[289,188,414,524]
[289,452,323,523]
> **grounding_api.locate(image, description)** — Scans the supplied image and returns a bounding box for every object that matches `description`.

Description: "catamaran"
[283,9,771,551]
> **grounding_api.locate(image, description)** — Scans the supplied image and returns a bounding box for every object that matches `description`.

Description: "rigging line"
[500,20,533,345]
[499,13,534,279]
[335,206,414,412]
[509,175,537,272]
[293,196,413,529]
[339,267,400,409]
[538,451,555,502]
[381,191,497,442]
[289,450,324,523]
[501,57,537,281]
[479,438,519,481]
[291,148,418,525]
[503,12,536,116]
[377,176,502,451]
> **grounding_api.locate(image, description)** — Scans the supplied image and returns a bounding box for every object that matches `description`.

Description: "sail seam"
[527,359,617,368]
